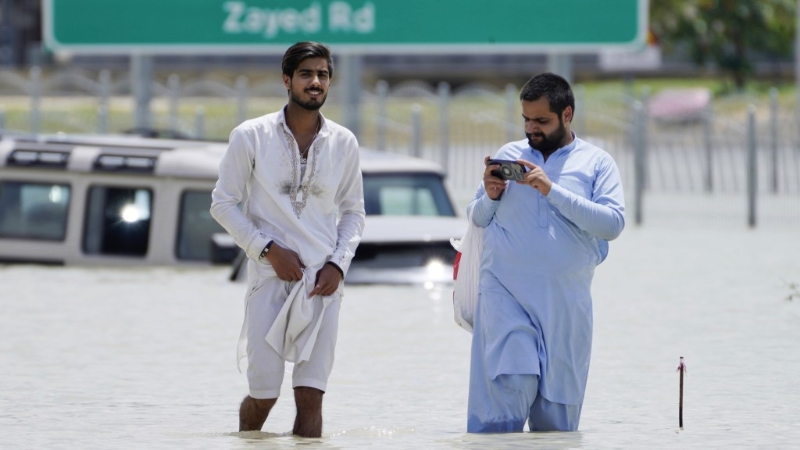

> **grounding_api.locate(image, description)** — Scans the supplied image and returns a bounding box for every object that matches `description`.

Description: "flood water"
[2,224,800,449]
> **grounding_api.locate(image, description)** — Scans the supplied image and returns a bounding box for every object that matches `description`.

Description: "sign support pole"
[547,53,573,85]
[339,53,362,139]
[131,53,154,130]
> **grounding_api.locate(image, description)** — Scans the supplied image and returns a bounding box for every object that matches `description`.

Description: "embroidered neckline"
[280,122,320,219]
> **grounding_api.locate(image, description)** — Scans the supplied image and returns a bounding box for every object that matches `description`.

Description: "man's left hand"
[308,264,342,297]
[517,159,552,196]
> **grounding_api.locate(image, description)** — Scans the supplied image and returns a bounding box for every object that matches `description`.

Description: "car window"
[83,186,152,257]
[0,181,70,240]
[176,190,226,261]
[363,173,455,217]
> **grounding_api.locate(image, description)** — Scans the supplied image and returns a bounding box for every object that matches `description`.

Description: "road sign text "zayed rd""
[44,0,648,54]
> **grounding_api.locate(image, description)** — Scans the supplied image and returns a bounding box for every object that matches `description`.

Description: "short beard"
[290,91,326,111]
[526,118,567,153]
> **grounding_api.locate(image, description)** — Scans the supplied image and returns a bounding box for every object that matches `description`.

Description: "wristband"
[259,240,274,259]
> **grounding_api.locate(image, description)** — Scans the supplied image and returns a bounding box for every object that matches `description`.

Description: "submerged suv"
[0,133,465,284]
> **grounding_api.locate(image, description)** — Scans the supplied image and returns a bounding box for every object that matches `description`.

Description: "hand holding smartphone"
[487,159,527,181]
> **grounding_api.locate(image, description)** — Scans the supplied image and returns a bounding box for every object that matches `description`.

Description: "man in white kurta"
[210,42,364,437]
[467,73,625,432]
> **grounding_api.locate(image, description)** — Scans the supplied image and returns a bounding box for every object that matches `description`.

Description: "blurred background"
[1,0,799,226]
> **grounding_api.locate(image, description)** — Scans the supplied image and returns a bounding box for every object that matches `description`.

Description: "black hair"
[281,41,334,79]
[519,72,575,119]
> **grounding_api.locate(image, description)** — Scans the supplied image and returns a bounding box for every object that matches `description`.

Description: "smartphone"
[487,159,527,181]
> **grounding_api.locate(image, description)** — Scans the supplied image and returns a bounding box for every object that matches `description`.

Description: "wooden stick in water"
[676,356,687,429]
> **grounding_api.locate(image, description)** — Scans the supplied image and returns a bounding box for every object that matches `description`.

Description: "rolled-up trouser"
[245,276,341,399]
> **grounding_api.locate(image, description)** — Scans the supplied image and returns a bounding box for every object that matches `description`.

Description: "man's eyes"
[299,71,329,78]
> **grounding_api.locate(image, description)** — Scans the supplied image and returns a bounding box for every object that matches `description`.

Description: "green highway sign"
[44,0,647,54]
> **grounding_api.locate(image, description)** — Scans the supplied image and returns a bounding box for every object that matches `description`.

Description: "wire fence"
[1,67,799,228]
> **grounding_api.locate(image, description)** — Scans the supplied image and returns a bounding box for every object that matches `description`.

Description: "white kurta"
[210,108,365,370]
[211,108,365,272]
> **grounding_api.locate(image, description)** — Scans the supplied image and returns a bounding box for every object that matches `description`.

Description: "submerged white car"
[0,133,466,284]
[324,150,466,284]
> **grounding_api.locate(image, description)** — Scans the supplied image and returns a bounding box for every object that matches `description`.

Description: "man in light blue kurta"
[467,73,625,432]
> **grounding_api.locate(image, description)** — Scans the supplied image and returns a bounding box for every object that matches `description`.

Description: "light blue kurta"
[467,135,625,431]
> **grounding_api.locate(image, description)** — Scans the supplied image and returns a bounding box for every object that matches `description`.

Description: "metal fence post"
[574,84,585,136]
[769,87,779,193]
[437,82,450,171]
[789,1,800,171]
[632,100,645,226]
[97,106,108,134]
[0,107,6,132]
[703,100,714,192]
[376,80,388,152]
[746,105,757,228]
[29,66,41,134]
[505,83,517,142]
[98,70,111,133]
[168,74,180,131]
[411,104,422,158]
[639,88,650,191]
[194,106,205,139]
[236,75,248,126]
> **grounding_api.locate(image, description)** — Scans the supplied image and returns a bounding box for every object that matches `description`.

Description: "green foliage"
[650,0,796,89]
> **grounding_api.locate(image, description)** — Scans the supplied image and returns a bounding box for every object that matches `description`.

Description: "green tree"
[651,0,796,90]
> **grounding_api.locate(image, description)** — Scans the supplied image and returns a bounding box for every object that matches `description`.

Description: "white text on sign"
[222,1,375,38]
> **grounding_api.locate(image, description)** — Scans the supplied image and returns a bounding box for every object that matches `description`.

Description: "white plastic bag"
[450,218,483,333]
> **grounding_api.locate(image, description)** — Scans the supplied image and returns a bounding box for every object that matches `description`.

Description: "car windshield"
[363,173,455,217]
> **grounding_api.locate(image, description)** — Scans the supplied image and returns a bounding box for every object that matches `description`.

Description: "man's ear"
[282,73,291,89]
[563,106,573,124]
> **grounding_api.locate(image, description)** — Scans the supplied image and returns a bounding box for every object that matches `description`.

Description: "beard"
[290,88,327,111]
[527,118,568,153]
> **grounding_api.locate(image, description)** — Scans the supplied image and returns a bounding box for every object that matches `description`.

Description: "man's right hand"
[483,156,507,200]
[265,244,305,281]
